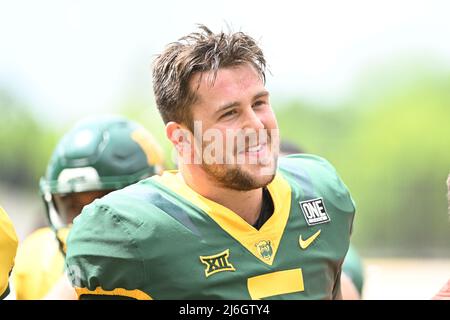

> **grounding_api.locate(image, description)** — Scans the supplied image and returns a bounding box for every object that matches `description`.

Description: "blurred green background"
[275,60,450,257]
[0,1,449,259]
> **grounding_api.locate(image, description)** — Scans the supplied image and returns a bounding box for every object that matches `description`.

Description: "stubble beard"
[201,144,278,191]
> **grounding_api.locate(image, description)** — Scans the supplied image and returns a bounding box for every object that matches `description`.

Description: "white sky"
[1,0,450,125]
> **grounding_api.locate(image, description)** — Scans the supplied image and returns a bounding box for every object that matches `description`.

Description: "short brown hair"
[152,25,266,131]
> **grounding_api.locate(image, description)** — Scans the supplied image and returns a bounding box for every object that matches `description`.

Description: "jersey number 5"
[247,268,304,299]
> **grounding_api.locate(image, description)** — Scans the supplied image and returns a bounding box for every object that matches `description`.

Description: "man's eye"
[253,100,266,108]
[220,110,237,119]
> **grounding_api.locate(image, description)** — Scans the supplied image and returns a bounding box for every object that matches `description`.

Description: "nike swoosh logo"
[299,229,321,250]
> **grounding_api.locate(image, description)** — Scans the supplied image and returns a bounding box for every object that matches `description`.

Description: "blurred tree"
[117,96,176,170]
[0,89,59,190]
[275,61,450,257]
[339,64,450,257]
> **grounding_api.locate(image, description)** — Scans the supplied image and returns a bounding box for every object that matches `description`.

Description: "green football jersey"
[66,154,355,300]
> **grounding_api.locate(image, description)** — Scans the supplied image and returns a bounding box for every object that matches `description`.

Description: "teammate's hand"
[432,279,450,300]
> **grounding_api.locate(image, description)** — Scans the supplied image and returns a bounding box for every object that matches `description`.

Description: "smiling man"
[66,25,356,300]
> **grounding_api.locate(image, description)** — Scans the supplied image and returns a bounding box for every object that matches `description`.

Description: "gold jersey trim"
[75,286,153,300]
[152,170,291,265]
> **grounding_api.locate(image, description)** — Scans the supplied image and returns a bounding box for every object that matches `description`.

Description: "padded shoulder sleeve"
[65,201,152,300]
[279,154,356,214]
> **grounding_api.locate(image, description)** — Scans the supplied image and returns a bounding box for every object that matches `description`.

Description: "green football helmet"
[40,114,164,235]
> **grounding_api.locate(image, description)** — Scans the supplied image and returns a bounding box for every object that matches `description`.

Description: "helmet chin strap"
[42,191,67,257]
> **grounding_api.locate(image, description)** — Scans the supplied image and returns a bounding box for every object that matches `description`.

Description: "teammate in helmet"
[0,206,18,300]
[13,115,164,299]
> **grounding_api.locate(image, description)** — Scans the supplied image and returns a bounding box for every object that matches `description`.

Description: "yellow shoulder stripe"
[75,286,153,300]
[131,128,165,167]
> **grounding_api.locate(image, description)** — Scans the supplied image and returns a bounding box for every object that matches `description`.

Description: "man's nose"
[242,108,265,130]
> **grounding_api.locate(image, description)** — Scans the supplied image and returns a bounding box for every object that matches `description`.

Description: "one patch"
[299,197,330,226]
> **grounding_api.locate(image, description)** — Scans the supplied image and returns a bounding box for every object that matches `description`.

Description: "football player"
[13,115,164,299]
[66,26,356,299]
[0,206,18,300]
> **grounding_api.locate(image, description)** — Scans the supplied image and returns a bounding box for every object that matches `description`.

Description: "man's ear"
[166,122,192,154]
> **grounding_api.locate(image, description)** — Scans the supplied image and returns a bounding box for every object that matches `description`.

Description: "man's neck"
[179,166,263,225]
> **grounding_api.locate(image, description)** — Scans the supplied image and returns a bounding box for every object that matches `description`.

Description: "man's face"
[53,190,112,225]
[187,63,279,190]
